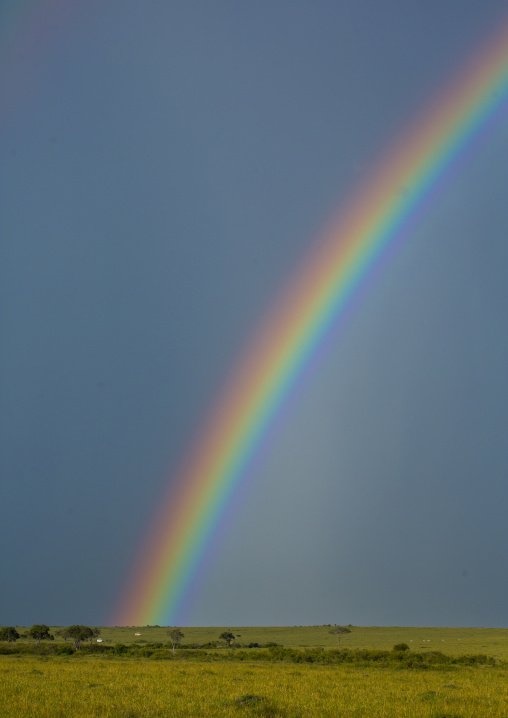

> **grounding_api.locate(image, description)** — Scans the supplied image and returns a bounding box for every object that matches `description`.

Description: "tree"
[329,625,351,647]
[28,625,53,647]
[89,628,101,645]
[55,628,71,642]
[66,625,93,650]
[166,627,184,656]
[219,631,236,646]
[0,627,20,643]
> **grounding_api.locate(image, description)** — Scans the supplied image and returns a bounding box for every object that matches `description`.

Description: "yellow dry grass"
[1,656,507,717]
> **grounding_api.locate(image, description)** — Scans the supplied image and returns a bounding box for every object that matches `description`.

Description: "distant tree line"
[0,625,101,649]
[0,624,280,656]
[0,631,497,667]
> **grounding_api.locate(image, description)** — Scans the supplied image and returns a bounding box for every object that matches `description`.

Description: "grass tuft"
[234,694,286,717]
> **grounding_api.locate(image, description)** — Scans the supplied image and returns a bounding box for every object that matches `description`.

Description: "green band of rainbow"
[115,16,508,626]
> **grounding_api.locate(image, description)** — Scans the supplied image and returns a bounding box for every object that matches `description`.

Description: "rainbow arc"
[115,14,508,626]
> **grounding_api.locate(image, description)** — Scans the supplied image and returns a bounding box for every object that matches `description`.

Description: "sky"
[1,0,508,628]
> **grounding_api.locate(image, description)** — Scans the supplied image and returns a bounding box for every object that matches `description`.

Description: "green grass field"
[1,656,508,717]
[21,625,508,660]
[0,626,508,718]
[3,627,508,716]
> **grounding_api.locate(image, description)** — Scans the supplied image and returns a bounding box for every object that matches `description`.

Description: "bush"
[403,655,427,668]
[356,649,390,662]
[57,644,74,656]
[149,649,172,660]
[91,644,112,654]
[393,643,410,652]
[0,644,16,655]
[114,643,129,655]
[423,651,450,665]
[453,653,494,665]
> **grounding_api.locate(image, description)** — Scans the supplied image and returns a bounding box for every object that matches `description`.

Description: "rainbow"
[115,16,508,626]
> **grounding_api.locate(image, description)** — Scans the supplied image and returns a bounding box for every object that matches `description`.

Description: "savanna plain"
[1,626,508,717]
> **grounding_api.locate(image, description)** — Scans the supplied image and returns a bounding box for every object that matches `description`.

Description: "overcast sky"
[2,0,508,628]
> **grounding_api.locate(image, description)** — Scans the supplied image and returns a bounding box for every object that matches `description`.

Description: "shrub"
[114,643,129,655]
[84,644,112,654]
[453,653,494,665]
[393,643,410,652]
[0,644,17,655]
[423,651,450,665]
[149,649,171,660]
[57,644,74,656]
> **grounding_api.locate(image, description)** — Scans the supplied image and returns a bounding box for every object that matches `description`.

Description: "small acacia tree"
[67,625,93,650]
[219,631,236,646]
[28,625,53,647]
[166,627,184,656]
[329,625,351,647]
[0,627,20,643]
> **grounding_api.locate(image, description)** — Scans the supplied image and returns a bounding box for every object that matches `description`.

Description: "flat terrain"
[1,656,507,717]
[20,625,508,660]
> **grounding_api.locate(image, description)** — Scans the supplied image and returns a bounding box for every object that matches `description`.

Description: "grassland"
[1,655,508,717]
[18,624,508,660]
[3,626,507,716]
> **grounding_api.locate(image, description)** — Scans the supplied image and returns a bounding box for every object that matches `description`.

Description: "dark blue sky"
[1,0,508,627]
